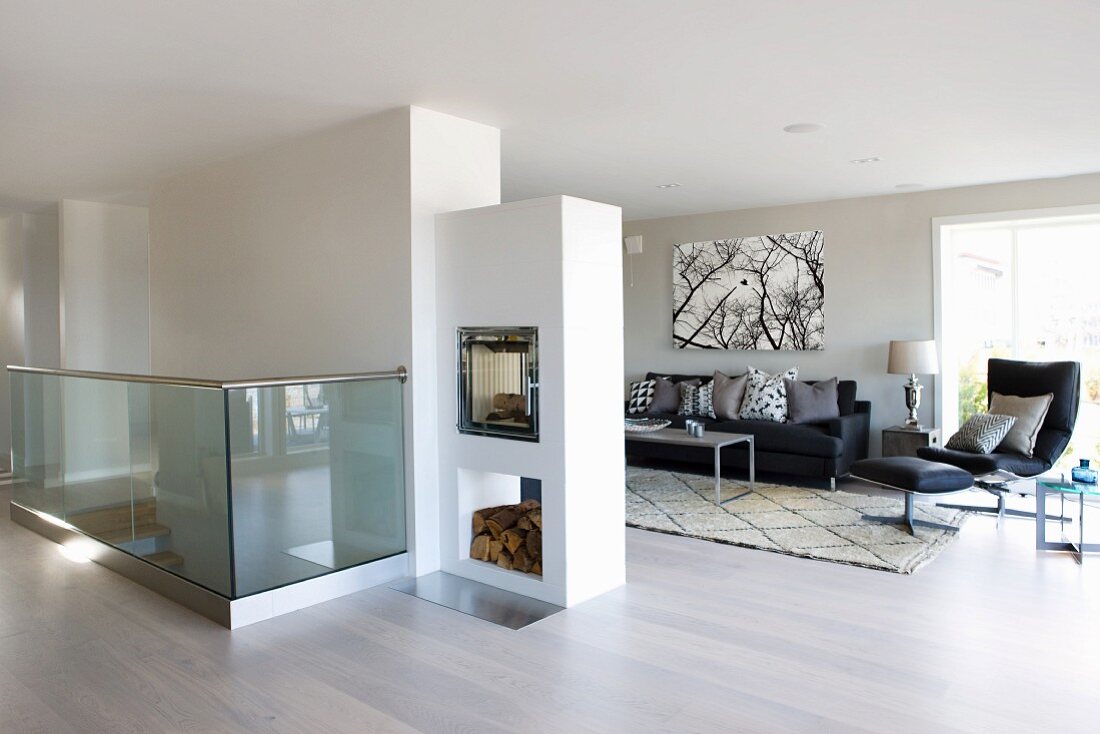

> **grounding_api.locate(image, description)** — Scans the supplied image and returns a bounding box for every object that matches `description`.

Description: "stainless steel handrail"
[6,365,408,389]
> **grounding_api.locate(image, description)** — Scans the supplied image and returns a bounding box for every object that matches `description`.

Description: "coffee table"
[1034,474,1100,564]
[624,427,754,505]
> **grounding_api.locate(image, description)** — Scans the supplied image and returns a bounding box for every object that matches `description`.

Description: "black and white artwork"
[672,230,824,350]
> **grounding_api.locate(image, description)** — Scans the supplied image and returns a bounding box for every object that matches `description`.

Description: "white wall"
[623,172,1100,457]
[22,208,60,368]
[60,200,150,374]
[149,106,501,578]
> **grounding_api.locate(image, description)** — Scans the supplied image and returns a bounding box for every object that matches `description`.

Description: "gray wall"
[623,172,1100,457]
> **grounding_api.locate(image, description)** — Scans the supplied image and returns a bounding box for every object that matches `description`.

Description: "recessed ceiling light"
[850,156,882,164]
[895,183,924,190]
[656,183,681,189]
[783,123,825,134]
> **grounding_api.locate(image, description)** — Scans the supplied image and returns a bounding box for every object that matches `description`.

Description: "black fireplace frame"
[456,326,540,442]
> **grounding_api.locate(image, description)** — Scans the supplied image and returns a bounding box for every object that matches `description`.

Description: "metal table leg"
[716,439,752,506]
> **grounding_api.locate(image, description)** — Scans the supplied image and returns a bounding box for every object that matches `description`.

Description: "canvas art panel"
[672,230,825,350]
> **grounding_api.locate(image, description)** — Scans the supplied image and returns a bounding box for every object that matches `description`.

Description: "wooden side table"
[882,426,941,458]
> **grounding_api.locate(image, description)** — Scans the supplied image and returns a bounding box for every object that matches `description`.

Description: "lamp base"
[903,375,923,430]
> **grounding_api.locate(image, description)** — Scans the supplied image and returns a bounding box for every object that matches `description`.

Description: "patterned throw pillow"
[945,413,1017,454]
[739,366,799,423]
[678,381,715,418]
[627,379,657,414]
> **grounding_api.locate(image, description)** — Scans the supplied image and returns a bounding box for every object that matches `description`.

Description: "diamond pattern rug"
[626,467,967,573]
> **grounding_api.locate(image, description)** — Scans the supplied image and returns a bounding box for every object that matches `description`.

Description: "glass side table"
[1034,474,1100,564]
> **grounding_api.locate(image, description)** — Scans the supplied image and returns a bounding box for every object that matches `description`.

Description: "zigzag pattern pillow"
[678,381,715,419]
[946,413,1016,454]
[739,366,798,423]
[627,379,657,414]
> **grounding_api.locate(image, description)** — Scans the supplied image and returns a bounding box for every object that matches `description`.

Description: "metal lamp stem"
[904,373,923,429]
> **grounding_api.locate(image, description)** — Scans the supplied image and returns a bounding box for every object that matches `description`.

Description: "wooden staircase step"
[142,551,183,569]
[98,522,171,544]
[68,498,158,534]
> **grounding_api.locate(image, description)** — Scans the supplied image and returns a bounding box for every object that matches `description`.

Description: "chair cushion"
[916,446,1049,477]
[989,391,1053,457]
[944,413,1016,454]
[851,457,973,494]
[709,419,843,458]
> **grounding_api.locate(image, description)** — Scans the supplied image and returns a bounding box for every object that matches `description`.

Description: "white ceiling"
[3,0,1100,220]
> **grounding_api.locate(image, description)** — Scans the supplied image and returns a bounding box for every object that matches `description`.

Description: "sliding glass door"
[938,210,1100,470]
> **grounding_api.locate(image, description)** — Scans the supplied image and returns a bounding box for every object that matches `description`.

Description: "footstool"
[850,457,974,534]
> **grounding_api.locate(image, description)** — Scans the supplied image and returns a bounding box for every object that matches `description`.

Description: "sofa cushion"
[786,377,840,424]
[650,377,697,413]
[678,381,715,418]
[740,366,798,423]
[627,379,657,415]
[709,419,844,458]
[712,371,748,420]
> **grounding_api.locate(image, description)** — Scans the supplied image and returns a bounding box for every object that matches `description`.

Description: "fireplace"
[457,327,539,441]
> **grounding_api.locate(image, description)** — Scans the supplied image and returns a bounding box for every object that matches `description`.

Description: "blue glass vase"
[1071,459,1098,485]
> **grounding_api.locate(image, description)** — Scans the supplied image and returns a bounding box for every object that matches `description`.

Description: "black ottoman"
[850,457,974,534]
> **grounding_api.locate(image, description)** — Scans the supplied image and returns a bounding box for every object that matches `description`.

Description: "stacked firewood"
[469,499,542,575]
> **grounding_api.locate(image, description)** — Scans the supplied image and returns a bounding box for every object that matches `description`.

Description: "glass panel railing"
[9,366,407,601]
[10,370,63,516]
[130,382,232,596]
[229,378,406,596]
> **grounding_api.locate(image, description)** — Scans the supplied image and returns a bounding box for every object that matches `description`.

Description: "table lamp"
[887,340,939,429]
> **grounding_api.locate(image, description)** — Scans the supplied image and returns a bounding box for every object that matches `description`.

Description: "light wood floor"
[1,480,1098,733]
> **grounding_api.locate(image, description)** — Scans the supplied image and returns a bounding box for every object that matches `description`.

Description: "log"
[502,528,526,555]
[531,560,542,576]
[485,508,520,539]
[518,499,540,513]
[528,509,542,530]
[496,549,513,570]
[512,546,532,573]
[472,504,507,536]
[516,515,533,531]
[488,539,504,563]
[470,534,491,562]
[525,529,541,558]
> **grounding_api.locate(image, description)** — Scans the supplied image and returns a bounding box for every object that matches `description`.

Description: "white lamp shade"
[887,340,939,375]
[624,235,643,255]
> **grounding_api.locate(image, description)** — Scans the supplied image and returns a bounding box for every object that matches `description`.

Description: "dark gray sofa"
[625,373,871,482]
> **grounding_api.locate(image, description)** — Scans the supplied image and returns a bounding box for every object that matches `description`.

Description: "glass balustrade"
[9,367,407,600]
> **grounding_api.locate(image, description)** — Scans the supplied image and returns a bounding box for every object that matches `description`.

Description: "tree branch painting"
[672,230,824,350]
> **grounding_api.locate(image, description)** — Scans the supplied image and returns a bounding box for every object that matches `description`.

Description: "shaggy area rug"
[626,466,967,573]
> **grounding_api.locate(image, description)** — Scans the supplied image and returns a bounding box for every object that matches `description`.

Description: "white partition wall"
[435,196,625,607]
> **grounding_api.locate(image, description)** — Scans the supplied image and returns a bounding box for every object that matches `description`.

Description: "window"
[936,207,1100,469]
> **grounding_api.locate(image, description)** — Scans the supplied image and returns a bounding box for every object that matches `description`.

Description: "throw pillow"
[739,366,798,423]
[626,379,657,415]
[649,376,698,414]
[678,381,715,418]
[712,371,748,420]
[945,413,1017,454]
[989,392,1053,457]
[784,377,840,424]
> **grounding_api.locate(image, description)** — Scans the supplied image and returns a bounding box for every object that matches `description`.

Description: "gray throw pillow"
[989,392,1053,457]
[649,377,698,414]
[945,413,1016,454]
[784,377,840,424]
[712,371,748,420]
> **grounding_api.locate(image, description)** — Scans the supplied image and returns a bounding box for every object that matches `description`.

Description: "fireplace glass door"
[457,327,539,441]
